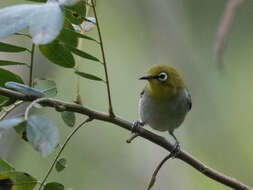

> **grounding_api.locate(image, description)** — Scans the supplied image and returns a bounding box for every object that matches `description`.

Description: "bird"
[132,64,192,156]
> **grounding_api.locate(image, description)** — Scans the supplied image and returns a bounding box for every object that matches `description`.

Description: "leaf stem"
[147,154,173,190]
[24,97,49,120]
[91,0,115,117]
[0,101,24,120]
[29,44,35,87]
[75,0,92,105]
[38,118,93,190]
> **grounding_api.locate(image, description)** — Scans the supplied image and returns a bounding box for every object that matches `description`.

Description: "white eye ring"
[158,72,168,82]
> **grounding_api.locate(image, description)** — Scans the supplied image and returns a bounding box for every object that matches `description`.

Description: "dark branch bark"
[0,86,252,190]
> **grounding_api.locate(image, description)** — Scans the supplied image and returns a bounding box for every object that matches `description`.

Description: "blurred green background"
[1,0,253,189]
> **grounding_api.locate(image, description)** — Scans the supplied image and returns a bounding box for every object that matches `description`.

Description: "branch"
[38,118,93,190]
[91,0,115,117]
[215,0,244,69]
[0,87,252,190]
[29,43,35,87]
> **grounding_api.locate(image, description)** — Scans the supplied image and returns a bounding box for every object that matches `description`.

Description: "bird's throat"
[146,83,178,101]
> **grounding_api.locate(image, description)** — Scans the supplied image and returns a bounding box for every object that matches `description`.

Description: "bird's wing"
[186,92,192,111]
[140,89,145,98]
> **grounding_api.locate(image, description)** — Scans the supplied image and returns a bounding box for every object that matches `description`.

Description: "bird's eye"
[158,72,168,82]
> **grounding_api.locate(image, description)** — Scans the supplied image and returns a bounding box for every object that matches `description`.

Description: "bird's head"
[140,64,186,100]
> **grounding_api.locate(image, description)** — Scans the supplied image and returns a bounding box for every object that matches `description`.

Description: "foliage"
[0,0,101,189]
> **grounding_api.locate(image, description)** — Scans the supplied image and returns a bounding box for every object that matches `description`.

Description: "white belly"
[139,89,190,132]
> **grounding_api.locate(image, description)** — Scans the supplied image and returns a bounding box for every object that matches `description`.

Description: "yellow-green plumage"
[138,64,191,133]
[146,65,186,100]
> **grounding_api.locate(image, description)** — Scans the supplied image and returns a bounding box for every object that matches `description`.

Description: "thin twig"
[24,97,49,120]
[14,32,32,39]
[147,154,173,190]
[215,0,244,69]
[126,133,139,143]
[29,44,35,87]
[0,87,252,190]
[91,0,115,117]
[75,0,92,105]
[38,117,93,190]
[0,101,24,120]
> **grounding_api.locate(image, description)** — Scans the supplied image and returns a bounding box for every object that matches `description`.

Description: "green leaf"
[5,82,45,97]
[58,21,78,47]
[0,171,37,190]
[62,28,97,42]
[75,71,104,81]
[64,1,86,25]
[14,121,28,142]
[44,182,64,190]
[26,0,46,2]
[0,42,27,53]
[0,117,24,132]
[39,41,75,68]
[66,45,100,62]
[0,69,23,87]
[55,158,67,172]
[0,158,14,174]
[0,118,26,142]
[0,96,11,109]
[0,60,27,66]
[33,79,57,97]
[61,111,76,127]
[0,69,24,106]
[27,115,59,157]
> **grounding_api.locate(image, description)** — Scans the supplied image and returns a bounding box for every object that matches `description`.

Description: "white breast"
[139,89,190,132]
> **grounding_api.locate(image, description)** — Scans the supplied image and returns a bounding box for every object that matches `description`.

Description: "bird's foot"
[131,120,144,133]
[170,141,181,158]
[127,121,144,143]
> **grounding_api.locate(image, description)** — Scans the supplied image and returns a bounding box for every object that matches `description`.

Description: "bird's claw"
[131,120,144,133]
[127,121,144,144]
[171,142,181,158]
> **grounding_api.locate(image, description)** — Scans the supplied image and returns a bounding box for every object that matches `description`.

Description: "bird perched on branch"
[133,64,192,156]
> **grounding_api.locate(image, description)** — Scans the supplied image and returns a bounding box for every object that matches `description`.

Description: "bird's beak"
[139,75,154,80]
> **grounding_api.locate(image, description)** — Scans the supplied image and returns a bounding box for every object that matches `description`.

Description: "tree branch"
[215,0,244,69]
[0,86,252,190]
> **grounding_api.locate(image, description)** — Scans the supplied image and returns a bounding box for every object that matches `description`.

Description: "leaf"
[58,20,78,47]
[0,69,24,87]
[33,79,57,97]
[44,182,64,190]
[0,117,24,129]
[0,158,14,174]
[0,96,11,109]
[0,60,27,66]
[0,117,25,139]
[64,1,86,25]
[62,27,97,42]
[75,71,104,81]
[5,82,45,97]
[39,40,75,68]
[27,115,59,157]
[14,121,28,141]
[55,158,67,172]
[61,111,76,127]
[66,45,100,62]
[0,42,27,53]
[0,3,64,45]
[0,69,24,106]
[26,0,46,2]
[0,171,37,190]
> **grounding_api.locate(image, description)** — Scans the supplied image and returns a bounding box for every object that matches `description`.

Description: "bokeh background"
[1,0,253,189]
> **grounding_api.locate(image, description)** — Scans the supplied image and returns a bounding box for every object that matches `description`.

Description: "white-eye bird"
[133,64,192,155]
